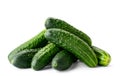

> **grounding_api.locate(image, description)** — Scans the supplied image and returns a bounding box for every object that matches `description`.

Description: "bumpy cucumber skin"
[8,30,48,63]
[92,46,111,66]
[52,50,77,71]
[31,43,60,70]
[11,49,40,68]
[45,17,92,46]
[45,28,98,67]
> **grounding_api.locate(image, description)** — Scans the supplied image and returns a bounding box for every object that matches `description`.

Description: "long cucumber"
[45,28,98,67]
[45,17,92,45]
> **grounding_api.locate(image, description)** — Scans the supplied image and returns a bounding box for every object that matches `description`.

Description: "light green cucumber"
[92,46,111,66]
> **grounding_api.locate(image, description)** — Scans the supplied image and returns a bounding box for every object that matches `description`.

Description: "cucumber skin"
[92,46,111,66]
[8,30,48,63]
[11,49,40,68]
[45,17,92,46]
[45,28,98,67]
[52,50,77,71]
[31,43,60,70]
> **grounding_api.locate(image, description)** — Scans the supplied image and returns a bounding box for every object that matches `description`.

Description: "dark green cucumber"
[92,46,111,66]
[8,30,48,63]
[31,43,60,70]
[45,28,98,67]
[11,48,40,68]
[45,17,92,45]
[52,50,77,71]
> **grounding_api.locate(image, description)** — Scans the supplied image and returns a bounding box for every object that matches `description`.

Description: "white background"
[0,0,120,76]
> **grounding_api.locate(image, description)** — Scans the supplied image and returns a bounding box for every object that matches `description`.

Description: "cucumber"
[31,43,60,70]
[45,17,92,45]
[45,28,98,67]
[11,49,40,68]
[52,50,77,71]
[92,46,111,66]
[8,30,48,63]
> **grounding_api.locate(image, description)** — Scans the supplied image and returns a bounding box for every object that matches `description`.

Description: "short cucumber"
[45,28,98,67]
[45,17,92,45]
[11,48,40,68]
[52,50,77,71]
[31,43,60,70]
[8,30,48,63]
[92,46,111,66]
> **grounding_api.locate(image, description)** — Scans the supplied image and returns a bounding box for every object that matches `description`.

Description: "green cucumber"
[45,17,92,45]
[45,28,98,67]
[92,46,111,66]
[8,30,48,63]
[11,49,40,68]
[52,50,77,71]
[31,43,60,70]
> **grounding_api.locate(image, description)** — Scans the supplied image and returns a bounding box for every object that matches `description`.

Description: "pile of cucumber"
[8,17,111,71]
